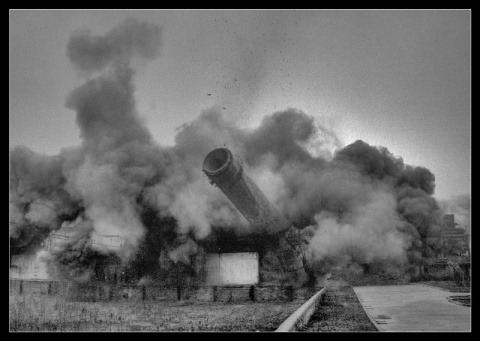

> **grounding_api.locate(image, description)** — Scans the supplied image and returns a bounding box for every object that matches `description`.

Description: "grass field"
[9,294,305,331]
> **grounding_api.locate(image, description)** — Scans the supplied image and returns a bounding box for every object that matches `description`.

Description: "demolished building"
[420,214,470,285]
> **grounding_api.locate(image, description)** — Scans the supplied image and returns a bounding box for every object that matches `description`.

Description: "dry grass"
[299,280,377,332]
[9,294,304,331]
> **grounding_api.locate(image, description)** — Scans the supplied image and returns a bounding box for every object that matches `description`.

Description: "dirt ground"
[299,280,377,332]
[10,294,304,331]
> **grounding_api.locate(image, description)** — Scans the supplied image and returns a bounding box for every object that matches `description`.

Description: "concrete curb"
[351,287,380,331]
[275,286,327,332]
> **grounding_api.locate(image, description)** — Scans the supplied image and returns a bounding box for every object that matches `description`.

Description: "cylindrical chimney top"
[203,148,232,175]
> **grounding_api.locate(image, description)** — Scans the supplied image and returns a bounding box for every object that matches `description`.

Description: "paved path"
[353,284,470,332]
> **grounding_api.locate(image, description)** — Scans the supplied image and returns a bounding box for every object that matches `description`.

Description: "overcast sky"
[9,9,470,200]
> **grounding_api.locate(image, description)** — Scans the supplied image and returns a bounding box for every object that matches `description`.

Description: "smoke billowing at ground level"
[10,18,461,285]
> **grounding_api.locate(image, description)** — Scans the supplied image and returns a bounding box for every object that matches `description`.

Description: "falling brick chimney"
[203,148,314,284]
[203,148,287,234]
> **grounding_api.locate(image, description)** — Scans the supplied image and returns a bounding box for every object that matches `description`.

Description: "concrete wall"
[46,230,124,253]
[10,279,318,303]
[10,279,69,296]
[11,251,259,287]
[206,253,259,286]
[423,263,455,280]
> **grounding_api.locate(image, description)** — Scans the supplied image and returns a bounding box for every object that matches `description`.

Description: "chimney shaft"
[203,148,287,235]
[203,148,314,282]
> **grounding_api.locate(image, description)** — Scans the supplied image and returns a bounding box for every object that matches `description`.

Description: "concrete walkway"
[353,284,470,332]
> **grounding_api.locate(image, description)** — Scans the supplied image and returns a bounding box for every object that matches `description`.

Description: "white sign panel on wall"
[206,252,259,285]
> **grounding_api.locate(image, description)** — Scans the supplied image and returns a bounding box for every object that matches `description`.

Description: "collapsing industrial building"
[10,147,320,302]
[202,147,314,285]
[10,147,471,301]
[11,141,470,295]
[419,214,470,285]
[10,233,315,302]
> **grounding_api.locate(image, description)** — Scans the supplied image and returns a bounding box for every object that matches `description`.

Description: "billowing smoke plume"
[10,18,448,283]
[11,18,165,271]
[10,147,82,254]
[67,17,162,74]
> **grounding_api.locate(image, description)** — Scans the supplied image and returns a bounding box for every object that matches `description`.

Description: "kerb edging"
[275,286,328,332]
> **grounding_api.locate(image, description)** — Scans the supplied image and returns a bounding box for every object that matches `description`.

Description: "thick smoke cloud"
[62,18,167,261]
[11,18,166,270]
[10,18,449,283]
[67,17,162,73]
[10,146,82,254]
[308,191,408,271]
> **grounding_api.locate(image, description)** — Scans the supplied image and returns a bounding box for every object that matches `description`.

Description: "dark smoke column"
[203,148,314,283]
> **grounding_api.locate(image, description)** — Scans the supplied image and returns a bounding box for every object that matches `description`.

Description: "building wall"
[443,214,455,229]
[423,263,455,280]
[206,253,259,285]
[10,253,52,280]
[47,231,124,253]
[9,279,320,303]
[11,231,125,282]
